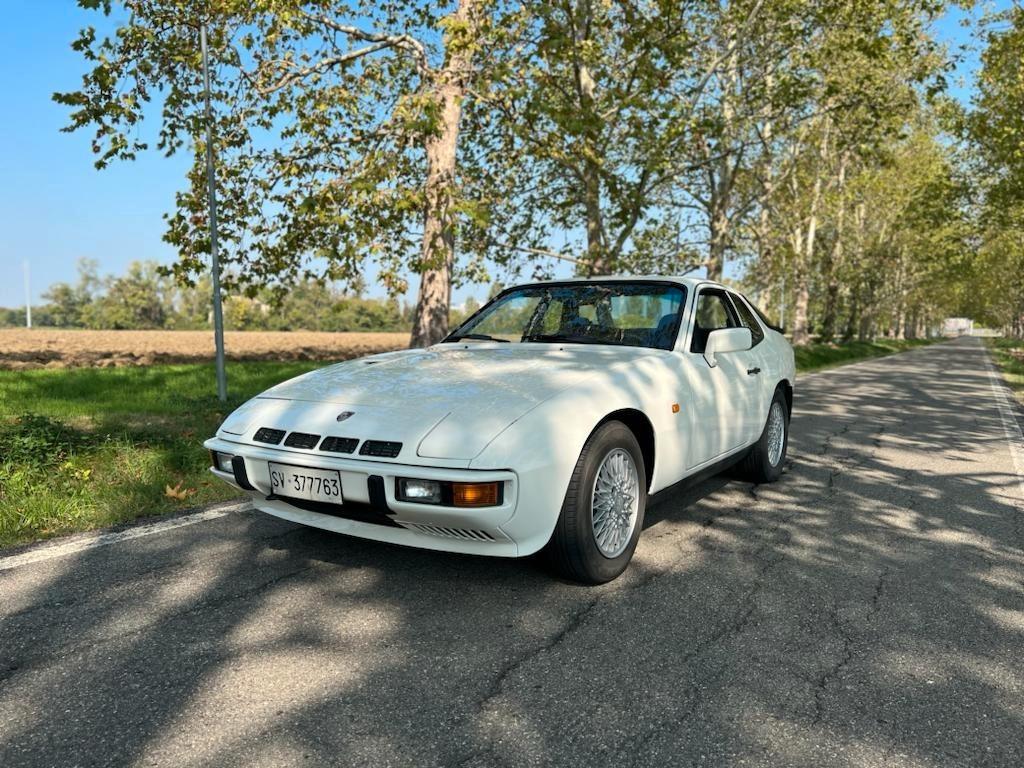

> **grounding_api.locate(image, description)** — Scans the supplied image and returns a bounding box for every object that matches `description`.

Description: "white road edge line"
[0,501,249,572]
[982,346,1024,502]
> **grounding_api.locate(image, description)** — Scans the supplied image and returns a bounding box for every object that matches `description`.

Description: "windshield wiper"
[522,333,603,345]
[445,333,510,343]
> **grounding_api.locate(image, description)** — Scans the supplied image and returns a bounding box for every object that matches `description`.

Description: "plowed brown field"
[0,329,409,370]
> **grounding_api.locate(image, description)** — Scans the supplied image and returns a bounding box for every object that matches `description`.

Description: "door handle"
[747,367,761,375]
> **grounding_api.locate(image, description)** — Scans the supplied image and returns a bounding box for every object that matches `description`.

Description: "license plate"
[268,462,344,504]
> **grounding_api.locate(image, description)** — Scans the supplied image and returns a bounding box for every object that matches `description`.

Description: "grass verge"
[793,337,938,372]
[986,337,1024,406]
[0,362,320,548]
[0,336,944,549]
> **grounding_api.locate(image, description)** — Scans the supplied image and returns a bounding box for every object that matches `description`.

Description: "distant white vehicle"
[943,317,974,337]
[205,277,796,583]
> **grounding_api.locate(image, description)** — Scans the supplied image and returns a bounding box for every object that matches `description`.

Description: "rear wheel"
[545,421,647,584]
[738,387,789,483]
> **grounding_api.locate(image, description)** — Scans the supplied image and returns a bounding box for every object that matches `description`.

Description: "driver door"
[682,287,756,467]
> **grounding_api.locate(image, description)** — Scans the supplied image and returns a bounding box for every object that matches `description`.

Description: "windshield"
[446,282,686,350]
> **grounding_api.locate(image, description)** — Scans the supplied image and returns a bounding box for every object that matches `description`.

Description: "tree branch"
[305,13,430,77]
[491,241,586,266]
[254,43,397,95]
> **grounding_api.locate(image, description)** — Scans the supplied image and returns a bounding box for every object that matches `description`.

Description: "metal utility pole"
[23,261,31,329]
[200,23,227,402]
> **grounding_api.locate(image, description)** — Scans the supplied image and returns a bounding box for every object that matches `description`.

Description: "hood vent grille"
[359,440,402,458]
[320,436,359,454]
[253,427,286,445]
[283,432,320,449]
[253,430,400,458]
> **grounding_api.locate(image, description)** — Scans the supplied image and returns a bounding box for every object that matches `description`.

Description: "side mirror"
[704,327,752,368]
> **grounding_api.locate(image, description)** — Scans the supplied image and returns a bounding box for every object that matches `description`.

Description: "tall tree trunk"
[844,201,866,342]
[753,83,774,287]
[892,247,907,340]
[571,1,607,275]
[858,313,870,341]
[707,205,729,282]
[792,117,831,346]
[820,151,849,343]
[706,143,735,282]
[583,151,606,274]
[843,293,859,342]
[791,200,817,345]
[705,19,740,283]
[792,279,811,345]
[409,0,477,348]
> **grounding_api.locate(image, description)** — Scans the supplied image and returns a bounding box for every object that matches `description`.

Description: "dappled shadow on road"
[1,338,1022,767]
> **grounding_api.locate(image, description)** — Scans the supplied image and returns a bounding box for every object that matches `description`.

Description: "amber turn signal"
[452,481,501,507]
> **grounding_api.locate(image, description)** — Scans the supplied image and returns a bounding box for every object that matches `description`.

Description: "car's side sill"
[648,448,751,506]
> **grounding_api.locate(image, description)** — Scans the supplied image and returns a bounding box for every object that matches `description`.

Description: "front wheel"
[545,421,647,584]
[738,388,790,483]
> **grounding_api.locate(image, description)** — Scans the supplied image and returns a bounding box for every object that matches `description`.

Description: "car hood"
[221,344,664,460]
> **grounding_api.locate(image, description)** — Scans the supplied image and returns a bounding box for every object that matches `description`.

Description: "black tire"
[545,421,647,584]
[738,387,790,483]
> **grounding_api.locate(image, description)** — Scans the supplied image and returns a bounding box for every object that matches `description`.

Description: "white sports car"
[205,277,795,583]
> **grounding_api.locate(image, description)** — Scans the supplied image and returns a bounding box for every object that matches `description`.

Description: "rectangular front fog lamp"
[211,451,235,473]
[397,478,443,504]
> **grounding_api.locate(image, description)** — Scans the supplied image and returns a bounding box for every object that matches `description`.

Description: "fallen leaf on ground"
[164,482,195,501]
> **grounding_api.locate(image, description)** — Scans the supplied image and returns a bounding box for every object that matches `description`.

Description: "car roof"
[510,275,728,291]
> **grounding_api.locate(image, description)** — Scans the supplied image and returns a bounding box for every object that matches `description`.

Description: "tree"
[968,3,1024,336]
[41,283,86,328]
[81,260,175,329]
[474,0,714,276]
[736,0,953,344]
[670,0,818,282]
[56,0,514,348]
[40,258,101,327]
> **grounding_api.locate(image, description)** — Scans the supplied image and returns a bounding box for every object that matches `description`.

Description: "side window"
[729,293,765,346]
[690,289,739,353]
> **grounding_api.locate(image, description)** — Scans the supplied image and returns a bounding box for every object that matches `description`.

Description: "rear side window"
[691,289,739,353]
[729,293,765,346]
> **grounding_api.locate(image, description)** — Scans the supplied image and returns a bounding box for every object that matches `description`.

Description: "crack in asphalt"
[452,494,794,767]
[812,569,891,726]
[462,466,798,729]
[479,595,602,712]
[608,511,795,760]
[764,400,904,729]
[813,600,855,725]
[821,422,851,456]
[871,569,889,619]
[468,540,700,720]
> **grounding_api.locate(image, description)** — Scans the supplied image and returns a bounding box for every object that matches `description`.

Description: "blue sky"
[0,1,1000,311]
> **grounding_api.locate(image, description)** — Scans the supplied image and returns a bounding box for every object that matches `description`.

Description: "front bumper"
[205,436,522,557]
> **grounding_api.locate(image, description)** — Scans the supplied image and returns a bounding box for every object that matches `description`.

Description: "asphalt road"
[2,337,1023,768]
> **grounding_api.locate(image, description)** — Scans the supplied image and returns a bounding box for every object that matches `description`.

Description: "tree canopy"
[55,0,1024,343]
